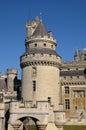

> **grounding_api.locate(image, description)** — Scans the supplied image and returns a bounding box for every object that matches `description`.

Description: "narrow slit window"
[33,81,36,91]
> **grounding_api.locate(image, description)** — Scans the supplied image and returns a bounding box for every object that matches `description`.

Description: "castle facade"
[0,16,86,130]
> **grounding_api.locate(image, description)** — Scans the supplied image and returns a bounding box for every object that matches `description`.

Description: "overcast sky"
[0,0,86,78]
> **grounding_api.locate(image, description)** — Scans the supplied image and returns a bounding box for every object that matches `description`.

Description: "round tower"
[20,17,61,110]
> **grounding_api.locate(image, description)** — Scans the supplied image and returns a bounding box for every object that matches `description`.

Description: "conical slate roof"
[32,21,48,37]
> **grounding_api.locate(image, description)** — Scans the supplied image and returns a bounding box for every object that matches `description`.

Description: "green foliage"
[64,125,86,130]
[27,125,37,130]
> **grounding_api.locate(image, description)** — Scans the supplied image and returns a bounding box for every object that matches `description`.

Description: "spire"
[35,16,39,24]
[32,21,48,37]
[74,49,80,61]
[75,49,80,56]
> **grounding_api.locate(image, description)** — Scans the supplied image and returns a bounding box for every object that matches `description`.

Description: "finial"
[35,16,39,23]
[35,16,39,21]
[75,49,80,56]
[40,12,42,22]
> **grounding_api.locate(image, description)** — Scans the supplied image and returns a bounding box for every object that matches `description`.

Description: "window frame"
[65,86,69,94]
[65,99,70,110]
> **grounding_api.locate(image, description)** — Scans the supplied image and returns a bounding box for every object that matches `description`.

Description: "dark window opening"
[33,53,35,57]
[75,106,77,110]
[33,81,36,91]
[84,68,86,74]
[44,43,46,47]
[48,97,51,103]
[35,43,37,47]
[64,76,66,79]
[51,45,53,48]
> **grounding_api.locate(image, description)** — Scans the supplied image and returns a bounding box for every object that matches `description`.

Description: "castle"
[0,16,86,130]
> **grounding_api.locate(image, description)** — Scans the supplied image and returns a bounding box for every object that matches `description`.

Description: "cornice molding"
[20,60,61,68]
[25,37,56,45]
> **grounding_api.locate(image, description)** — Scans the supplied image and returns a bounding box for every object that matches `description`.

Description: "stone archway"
[8,103,49,130]
[19,116,38,130]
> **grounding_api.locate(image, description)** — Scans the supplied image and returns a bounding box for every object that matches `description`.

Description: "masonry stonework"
[0,16,86,130]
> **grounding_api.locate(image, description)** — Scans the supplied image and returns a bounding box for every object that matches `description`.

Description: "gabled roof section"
[32,21,48,37]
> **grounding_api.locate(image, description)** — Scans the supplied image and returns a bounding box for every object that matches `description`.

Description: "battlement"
[6,68,18,75]
[10,101,52,112]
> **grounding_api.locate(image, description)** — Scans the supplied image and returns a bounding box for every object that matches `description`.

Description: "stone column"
[8,123,14,130]
[37,125,47,130]
[6,69,17,92]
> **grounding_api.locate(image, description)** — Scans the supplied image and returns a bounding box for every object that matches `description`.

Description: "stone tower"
[6,68,18,92]
[20,17,61,110]
[8,17,66,130]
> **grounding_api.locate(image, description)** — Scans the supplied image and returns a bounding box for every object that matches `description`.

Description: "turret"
[74,49,80,61]
[26,16,39,38]
[6,68,18,92]
[81,48,86,61]
[74,48,86,61]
